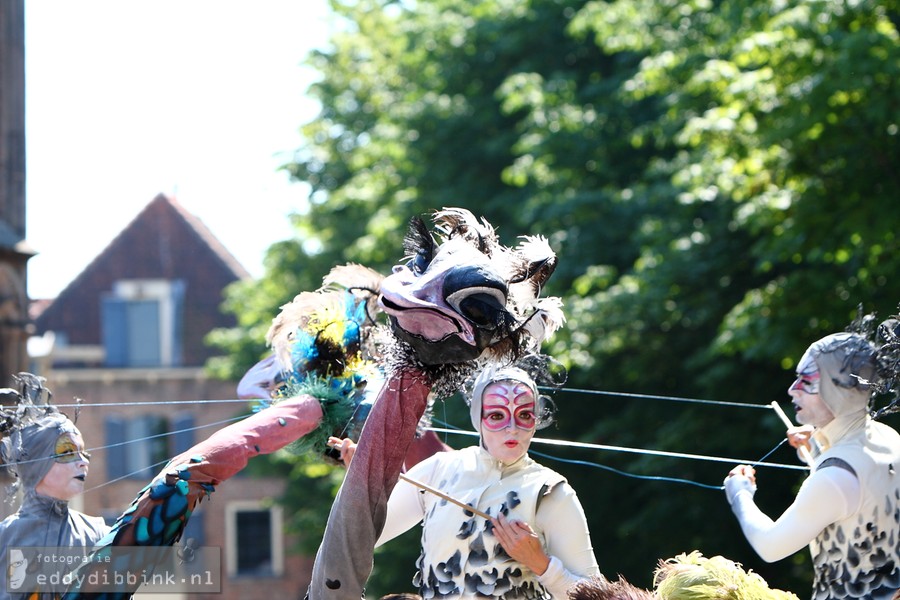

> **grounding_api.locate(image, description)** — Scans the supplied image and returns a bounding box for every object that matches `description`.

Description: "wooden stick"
[770,401,814,468]
[399,473,491,519]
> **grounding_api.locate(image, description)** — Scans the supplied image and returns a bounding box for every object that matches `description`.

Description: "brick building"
[2,3,314,595]
[28,194,312,599]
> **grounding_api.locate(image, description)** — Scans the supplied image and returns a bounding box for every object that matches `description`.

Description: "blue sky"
[25,0,331,298]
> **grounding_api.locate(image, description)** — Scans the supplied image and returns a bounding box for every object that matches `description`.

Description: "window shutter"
[101,296,128,367]
[170,280,186,367]
[172,412,195,456]
[182,509,205,548]
[104,414,128,479]
[127,300,161,367]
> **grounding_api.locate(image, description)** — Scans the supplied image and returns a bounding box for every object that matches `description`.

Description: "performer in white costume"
[724,322,900,600]
[375,365,600,599]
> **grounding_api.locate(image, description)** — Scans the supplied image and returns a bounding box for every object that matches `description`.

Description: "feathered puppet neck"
[653,551,799,599]
[566,552,800,600]
[256,266,387,454]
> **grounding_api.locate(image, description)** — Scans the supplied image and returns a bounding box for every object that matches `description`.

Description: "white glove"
[724,473,757,506]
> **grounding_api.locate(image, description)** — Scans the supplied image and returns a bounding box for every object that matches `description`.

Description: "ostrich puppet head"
[246,206,565,436]
[379,207,564,397]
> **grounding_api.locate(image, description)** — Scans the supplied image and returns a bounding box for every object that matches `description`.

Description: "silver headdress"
[0,373,79,498]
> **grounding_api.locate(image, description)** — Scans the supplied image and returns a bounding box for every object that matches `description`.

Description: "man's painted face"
[480,379,536,464]
[35,432,89,500]
[788,353,834,427]
[789,346,820,394]
[789,371,821,395]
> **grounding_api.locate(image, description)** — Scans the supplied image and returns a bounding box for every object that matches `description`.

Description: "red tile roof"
[33,193,252,366]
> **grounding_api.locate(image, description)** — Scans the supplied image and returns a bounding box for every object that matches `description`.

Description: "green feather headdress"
[653,551,799,600]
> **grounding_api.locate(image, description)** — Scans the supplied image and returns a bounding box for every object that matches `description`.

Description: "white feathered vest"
[411,446,565,599]
[810,417,900,599]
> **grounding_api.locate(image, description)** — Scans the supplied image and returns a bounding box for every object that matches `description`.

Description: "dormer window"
[101,279,185,367]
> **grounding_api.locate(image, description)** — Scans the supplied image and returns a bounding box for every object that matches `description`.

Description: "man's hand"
[786,425,815,452]
[724,464,757,506]
[327,437,357,467]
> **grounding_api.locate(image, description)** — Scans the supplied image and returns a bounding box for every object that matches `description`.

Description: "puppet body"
[38,207,561,599]
[303,208,564,599]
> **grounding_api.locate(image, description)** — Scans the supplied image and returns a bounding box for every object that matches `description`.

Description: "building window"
[101,279,185,368]
[225,502,283,578]
[105,412,195,480]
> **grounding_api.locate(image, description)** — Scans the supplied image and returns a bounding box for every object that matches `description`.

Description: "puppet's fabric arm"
[308,369,432,600]
[61,396,324,599]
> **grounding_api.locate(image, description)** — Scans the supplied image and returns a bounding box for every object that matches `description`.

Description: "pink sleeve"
[163,395,325,484]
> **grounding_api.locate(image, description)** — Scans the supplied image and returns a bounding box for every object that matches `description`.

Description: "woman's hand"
[491,513,550,576]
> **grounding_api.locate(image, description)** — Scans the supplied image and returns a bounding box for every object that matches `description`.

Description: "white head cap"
[799,332,877,418]
[468,365,545,433]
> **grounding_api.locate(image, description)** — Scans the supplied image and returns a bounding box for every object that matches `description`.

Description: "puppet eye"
[402,216,437,275]
[411,249,431,275]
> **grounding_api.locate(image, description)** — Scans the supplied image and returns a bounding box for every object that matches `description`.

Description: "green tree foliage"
[209,0,899,595]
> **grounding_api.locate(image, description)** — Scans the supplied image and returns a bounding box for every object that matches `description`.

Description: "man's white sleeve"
[728,467,859,562]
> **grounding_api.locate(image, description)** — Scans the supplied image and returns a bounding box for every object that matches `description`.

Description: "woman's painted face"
[52,432,92,463]
[35,432,90,500]
[480,379,536,464]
